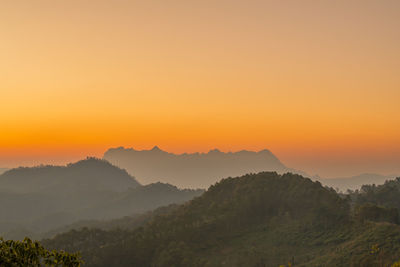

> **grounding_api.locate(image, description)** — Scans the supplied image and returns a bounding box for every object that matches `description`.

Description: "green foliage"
[0,237,82,266]
[355,203,399,224]
[44,172,354,266]
[42,173,400,266]
[350,177,400,211]
[307,222,400,267]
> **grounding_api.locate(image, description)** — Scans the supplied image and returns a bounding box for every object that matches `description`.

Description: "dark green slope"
[0,157,140,194]
[350,177,400,211]
[44,172,400,267]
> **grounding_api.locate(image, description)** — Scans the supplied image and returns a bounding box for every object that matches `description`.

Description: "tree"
[0,237,82,266]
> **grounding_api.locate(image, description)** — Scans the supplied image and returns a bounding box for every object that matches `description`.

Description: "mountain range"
[1,150,400,265]
[103,146,302,188]
[104,146,396,191]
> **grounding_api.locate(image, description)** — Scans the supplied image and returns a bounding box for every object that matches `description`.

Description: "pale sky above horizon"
[1,0,400,178]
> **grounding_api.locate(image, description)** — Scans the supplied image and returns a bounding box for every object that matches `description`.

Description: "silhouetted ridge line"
[0,157,203,239]
[103,146,304,188]
[0,157,140,193]
[320,173,398,191]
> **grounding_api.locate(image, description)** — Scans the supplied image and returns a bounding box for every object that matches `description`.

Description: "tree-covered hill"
[0,157,139,194]
[0,158,203,240]
[349,177,400,211]
[43,172,400,266]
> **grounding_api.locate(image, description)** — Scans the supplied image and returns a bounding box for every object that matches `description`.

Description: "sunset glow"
[1,0,400,177]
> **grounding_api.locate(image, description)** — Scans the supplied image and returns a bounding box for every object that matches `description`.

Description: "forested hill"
[0,158,140,194]
[44,172,400,266]
[350,177,400,211]
[103,146,302,188]
[0,158,203,240]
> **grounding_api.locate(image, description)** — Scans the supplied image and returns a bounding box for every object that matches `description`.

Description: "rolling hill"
[0,158,203,240]
[43,172,400,266]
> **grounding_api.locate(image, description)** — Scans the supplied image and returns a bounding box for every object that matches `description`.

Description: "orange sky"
[1,0,400,177]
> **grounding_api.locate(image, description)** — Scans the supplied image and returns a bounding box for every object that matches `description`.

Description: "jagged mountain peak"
[103,146,303,188]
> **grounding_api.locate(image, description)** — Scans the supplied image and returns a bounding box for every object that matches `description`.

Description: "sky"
[1,0,399,178]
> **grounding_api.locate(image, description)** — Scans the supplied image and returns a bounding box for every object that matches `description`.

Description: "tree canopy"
[0,237,82,266]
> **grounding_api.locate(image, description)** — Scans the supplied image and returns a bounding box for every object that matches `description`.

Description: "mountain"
[320,173,397,192]
[0,157,139,194]
[0,168,9,175]
[0,158,203,240]
[103,146,302,188]
[43,172,400,266]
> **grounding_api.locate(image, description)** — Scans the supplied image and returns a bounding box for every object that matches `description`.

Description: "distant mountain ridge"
[103,146,302,188]
[319,173,398,192]
[0,158,203,239]
[0,158,140,194]
[0,168,9,175]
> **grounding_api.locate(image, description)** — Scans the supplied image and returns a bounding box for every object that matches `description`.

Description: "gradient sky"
[1,0,399,177]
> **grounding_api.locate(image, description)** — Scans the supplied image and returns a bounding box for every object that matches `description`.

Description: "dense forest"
[349,178,400,211]
[42,172,400,266]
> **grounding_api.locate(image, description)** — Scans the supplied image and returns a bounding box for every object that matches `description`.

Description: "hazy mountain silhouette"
[319,173,397,192]
[0,168,8,175]
[0,158,139,194]
[103,146,302,188]
[0,158,203,239]
[40,204,179,240]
